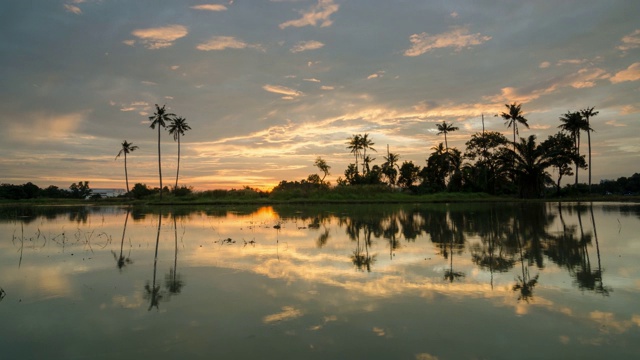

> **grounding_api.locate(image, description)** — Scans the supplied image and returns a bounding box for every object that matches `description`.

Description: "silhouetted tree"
[436,121,459,151]
[167,116,191,191]
[579,107,598,191]
[149,104,175,199]
[115,140,139,194]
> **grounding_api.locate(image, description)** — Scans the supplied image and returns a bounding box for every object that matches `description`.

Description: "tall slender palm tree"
[149,104,175,199]
[167,116,191,190]
[500,103,529,154]
[579,107,598,191]
[115,140,138,193]
[436,121,459,152]
[360,133,376,174]
[347,134,362,174]
[558,111,588,185]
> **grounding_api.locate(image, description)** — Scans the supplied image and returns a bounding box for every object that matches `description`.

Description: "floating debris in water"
[0,287,6,302]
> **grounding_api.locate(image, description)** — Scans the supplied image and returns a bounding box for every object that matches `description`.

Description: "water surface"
[1,202,639,359]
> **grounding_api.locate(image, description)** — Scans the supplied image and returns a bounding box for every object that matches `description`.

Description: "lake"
[1,202,639,359]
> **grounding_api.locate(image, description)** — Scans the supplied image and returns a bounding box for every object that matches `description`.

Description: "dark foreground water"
[1,202,639,359]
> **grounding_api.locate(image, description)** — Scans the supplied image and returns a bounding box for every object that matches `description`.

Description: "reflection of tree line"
[330,203,611,300]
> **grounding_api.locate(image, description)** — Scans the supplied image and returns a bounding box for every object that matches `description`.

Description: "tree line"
[275,103,634,198]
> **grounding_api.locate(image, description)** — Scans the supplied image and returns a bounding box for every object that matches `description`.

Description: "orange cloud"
[610,62,640,83]
[279,0,339,29]
[404,27,491,56]
[131,25,188,49]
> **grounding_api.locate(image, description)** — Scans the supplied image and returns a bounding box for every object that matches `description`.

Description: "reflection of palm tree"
[112,208,133,270]
[512,224,538,302]
[115,140,139,194]
[145,211,164,311]
[165,214,184,295]
[574,204,611,295]
[167,116,191,190]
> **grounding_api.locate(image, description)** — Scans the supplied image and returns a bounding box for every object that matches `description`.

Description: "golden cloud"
[404,27,491,56]
[190,4,228,11]
[196,36,261,51]
[290,40,325,53]
[279,0,339,29]
[610,62,640,83]
[131,25,188,49]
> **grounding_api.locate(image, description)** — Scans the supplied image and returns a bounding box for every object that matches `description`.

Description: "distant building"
[91,188,126,198]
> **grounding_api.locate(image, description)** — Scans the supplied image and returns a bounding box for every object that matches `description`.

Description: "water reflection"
[2,202,639,358]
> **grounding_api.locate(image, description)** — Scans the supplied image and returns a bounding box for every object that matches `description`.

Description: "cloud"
[8,112,86,143]
[262,84,303,99]
[539,61,551,69]
[321,85,334,90]
[367,71,386,80]
[130,25,188,49]
[303,78,321,82]
[64,4,82,14]
[190,4,228,11]
[290,40,325,53]
[610,62,640,83]
[279,0,340,29]
[569,67,610,88]
[263,306,303,324]
[196,36,261,51]
[404,26,491,56]
[618,29,640,51]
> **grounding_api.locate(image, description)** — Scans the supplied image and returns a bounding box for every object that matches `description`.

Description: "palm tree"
[558,111,588,185]
[167,116,191,191]
[579,107,598,191]
[115,140,138,194]
[149,104,175,199]
[504,135,553,198]
[347,134,362,174]
[436,121,459,151]
[500,103,529,154]
[360,133,376,174]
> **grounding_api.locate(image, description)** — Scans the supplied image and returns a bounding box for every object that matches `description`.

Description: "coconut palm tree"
[115,140,138,194]
[579,107,598,191]
[167,116,191,191]
[436,121,459,152]
[149,104,175,199]
[500,103,529,153]
[503,135,553,198]
[360,133,376,174]
[347,134,363,174]
[558,111,588,185]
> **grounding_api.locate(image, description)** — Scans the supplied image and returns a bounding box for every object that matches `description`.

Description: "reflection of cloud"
[290,40,325,53]
[263,306,303,324]
[130,25,188,49]
[415,354,440,360]
[279,0,340,29]
[589,311,636,334]
[196,36,262,51]
[404,26,491,56]
[610,62,640,83]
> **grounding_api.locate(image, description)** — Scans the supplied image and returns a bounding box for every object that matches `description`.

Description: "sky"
[1,0,639,191]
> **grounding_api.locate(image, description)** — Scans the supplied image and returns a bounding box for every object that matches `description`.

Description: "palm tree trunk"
[444,132,448,152]
[574,134,580,186]
[175,133,181,190]
[158,126,163,199]
[587,127,592,192]
[124,152,130,193]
